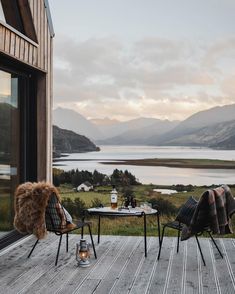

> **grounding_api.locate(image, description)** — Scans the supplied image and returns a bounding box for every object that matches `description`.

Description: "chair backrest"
[45,193,67,231]
[175,196,198,226]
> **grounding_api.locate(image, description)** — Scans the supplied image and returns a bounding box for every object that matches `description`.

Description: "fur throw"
[14,182,61,239]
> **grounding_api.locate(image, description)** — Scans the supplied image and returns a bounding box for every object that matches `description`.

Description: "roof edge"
[44,0,55,38]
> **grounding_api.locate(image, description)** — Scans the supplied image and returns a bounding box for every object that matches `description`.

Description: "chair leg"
[66,233,69,252]
[28,239,39,258]
[87,224,97,259]
[157,224,166,260]
[195,234,206,266]
[208,231,223,258]
[55,235,63,266]
[177,223,181,253]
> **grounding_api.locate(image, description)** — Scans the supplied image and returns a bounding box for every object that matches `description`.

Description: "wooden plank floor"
[0,234,235,294]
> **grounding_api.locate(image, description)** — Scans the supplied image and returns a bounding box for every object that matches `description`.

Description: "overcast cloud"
[50,0,235,121]
[53,35,234,121]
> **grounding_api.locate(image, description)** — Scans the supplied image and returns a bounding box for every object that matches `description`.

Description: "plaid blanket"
[181,185,235,240]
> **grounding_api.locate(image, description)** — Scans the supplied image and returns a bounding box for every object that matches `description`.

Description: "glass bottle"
[110,185,118,209]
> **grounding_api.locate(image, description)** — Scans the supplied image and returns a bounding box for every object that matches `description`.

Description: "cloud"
[202,37,235,70]
[53,35,235,121]
[222,74,235,97]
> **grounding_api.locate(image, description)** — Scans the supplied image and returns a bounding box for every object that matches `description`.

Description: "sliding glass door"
[0,70,20,237]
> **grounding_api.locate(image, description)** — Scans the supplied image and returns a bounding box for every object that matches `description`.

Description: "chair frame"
[157,220,223,266]
[28,209,97,266]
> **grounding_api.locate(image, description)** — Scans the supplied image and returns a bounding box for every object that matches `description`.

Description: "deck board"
[199,239,218,294]
[0,235,234,293]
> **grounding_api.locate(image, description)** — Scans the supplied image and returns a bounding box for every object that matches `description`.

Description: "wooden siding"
[0,0,53,181]
[0,0,52,72]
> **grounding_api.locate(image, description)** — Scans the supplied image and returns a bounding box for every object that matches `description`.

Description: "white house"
[77,181,93,192]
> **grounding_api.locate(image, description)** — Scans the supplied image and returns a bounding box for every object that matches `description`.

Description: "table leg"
[157,212,161,247]
[144,213,147,257]
[98,215,101,244]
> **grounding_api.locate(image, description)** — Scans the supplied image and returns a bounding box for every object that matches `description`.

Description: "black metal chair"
[157,220,223,266]
[157,196,223,266]
[28,193,97,266]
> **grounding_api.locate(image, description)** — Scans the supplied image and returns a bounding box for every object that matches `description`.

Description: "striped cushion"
[175,196,198,226]
[45,193,66,230]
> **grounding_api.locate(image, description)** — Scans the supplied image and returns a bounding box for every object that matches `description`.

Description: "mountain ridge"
[53,103,235,149]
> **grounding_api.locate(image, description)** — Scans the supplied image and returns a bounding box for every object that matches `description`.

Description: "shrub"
[149,197,177,216]
[90,198,103,208]
[62,197,87,219]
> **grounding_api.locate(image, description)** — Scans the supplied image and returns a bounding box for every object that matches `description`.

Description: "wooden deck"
[0,234,235,293]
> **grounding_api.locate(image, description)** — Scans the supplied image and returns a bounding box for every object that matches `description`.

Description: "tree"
[71,171,82,187]
[110,169,140,186]
[93,170,106,186]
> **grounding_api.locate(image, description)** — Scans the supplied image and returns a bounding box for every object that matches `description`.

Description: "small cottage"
[77,181,93,192]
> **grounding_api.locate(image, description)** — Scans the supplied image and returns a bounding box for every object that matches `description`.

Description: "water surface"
[53,146,235,185]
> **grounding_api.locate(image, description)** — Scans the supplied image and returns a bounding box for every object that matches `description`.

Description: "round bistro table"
[86,206,160,257]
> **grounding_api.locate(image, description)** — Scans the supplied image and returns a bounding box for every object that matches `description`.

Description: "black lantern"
[76,239,90,267]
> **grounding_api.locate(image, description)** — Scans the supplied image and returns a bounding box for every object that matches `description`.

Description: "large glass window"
[0,70,20,237]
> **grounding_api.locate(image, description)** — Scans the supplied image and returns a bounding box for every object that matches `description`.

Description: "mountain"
[176,103,235,131]
[149,103,235,146]
[155,120,235,149]
[98,119,179,145]
[53,125,100,156]
[53,108,103,140]
[214,134,235,149]
[90,117,120,126]
[53,104,235,149]
[96,117,176,140]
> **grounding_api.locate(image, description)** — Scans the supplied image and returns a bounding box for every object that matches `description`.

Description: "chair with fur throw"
[14,181,97,265]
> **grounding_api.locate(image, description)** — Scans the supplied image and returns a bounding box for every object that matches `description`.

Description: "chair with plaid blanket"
[28,193,97,266]
[157,187,231,266]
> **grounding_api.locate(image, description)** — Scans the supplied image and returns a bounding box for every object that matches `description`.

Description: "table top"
[87,206,158,216]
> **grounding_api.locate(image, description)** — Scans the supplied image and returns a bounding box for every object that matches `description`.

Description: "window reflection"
[0,70,19,235]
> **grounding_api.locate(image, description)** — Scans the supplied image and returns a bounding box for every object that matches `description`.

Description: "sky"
[49,0,235,122]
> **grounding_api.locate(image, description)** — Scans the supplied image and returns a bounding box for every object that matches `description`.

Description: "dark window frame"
[0,56,38,249]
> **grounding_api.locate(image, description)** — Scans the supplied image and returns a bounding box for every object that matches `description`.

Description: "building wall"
[0,0,53,181]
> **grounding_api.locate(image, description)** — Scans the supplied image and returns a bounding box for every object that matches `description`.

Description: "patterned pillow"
[175,196,198,226]
[45,193,67,230]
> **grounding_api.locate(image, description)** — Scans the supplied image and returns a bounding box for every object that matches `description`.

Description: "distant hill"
[53,108,103,140]
[154,120,235,149]
[175,103,235,131]
[53,125,100,156]
[98,119,179,145]
[95,117,179,141]
[213,134,235,149]
[149,103,235,147]
[90,117,120,126]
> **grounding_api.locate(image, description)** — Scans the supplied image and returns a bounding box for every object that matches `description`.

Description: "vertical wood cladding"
[0,0,52,72]
[0,0,53,181]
